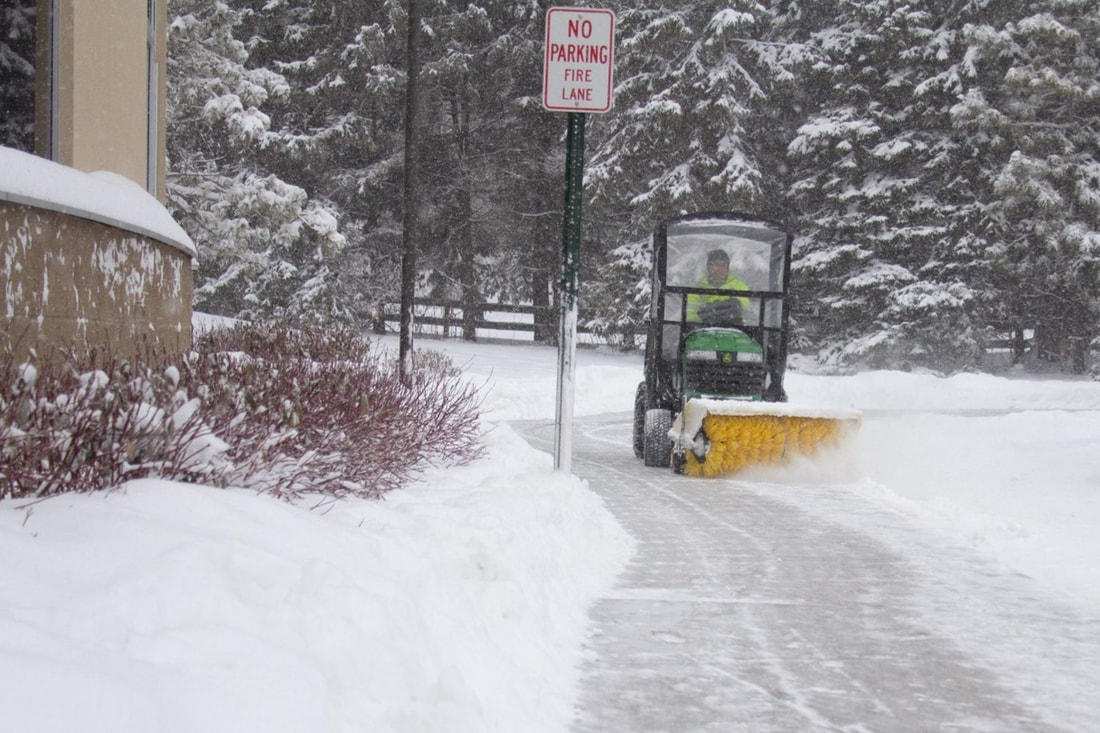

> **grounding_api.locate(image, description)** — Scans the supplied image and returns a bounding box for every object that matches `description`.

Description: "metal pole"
[554,112,585,472]
[399,0,421,382]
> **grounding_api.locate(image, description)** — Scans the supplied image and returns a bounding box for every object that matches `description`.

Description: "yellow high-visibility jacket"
[685,274,750,322]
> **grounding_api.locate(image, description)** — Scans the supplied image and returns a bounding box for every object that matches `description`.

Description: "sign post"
[553,111,584,474]
[543,7,614,473]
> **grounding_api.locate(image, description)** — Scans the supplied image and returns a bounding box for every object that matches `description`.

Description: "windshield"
[663,218,787,292]
[658,218,789,333]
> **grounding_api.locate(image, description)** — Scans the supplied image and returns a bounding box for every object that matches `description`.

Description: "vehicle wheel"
[643,408,673,468]
[632,382,646,459]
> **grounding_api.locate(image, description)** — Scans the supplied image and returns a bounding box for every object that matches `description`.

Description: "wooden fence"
[372,298,641,348]
[369,303,1093,370]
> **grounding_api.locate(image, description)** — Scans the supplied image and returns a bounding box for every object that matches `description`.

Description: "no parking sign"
[542,7,615,113]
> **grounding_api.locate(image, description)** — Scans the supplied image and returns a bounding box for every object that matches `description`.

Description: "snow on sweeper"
[632,212,861,477]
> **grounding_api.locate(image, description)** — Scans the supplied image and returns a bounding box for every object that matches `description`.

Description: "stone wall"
[2,200,192,363]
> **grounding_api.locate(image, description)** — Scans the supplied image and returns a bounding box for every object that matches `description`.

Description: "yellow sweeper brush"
[670,400,862,478]
[632,213,861,477]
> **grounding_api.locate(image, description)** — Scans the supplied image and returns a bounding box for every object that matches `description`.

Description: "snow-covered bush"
[0,325,484,501]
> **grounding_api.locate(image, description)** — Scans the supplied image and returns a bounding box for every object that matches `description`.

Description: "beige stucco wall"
[2,201,192,364]
[69,0,147,189]
[36,0,167,200]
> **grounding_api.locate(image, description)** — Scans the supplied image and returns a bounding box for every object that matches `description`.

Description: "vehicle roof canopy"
[658,215,790,294]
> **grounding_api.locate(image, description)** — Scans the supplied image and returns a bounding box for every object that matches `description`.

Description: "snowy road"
[518,413,1100,732]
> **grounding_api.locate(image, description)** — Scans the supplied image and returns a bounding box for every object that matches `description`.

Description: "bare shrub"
[1,324,485,501]
[0,341,231,498]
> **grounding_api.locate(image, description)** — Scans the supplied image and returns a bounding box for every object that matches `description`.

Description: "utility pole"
[399,0,422,382]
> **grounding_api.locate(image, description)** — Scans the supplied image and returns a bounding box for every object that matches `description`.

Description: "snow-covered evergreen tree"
[412,1,570,337]
[158,0,1098,373]
[418,1,542,303]
[166,0,349,325]
[786,0,982,371]
[168,0,561,331]
[590,2,790,230]
[236,0,408,323]
[948,1,1100,372]
[585,1,803,341]
[0,0,36,152]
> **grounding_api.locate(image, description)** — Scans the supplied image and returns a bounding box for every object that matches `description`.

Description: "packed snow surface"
[3,331,1100,731]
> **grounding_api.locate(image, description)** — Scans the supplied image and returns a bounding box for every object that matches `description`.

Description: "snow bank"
[0,424,633,733]
[5,330,1100,730]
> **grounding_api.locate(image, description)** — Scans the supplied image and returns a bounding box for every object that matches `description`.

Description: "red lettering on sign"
[549,43,610,64]
[567,19,593,38]
[561,87,593,102]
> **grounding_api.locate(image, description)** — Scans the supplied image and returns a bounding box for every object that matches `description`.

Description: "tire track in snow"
[515,414,1085,732]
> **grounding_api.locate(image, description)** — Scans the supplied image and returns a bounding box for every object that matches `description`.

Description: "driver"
[686,249,750,322]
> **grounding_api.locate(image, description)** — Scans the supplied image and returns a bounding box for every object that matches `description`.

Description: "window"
[0,0,39,153]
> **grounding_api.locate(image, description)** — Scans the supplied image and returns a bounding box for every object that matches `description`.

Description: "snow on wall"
[2,201,192,361]
[1,146,195,361]
[0,146,194,258]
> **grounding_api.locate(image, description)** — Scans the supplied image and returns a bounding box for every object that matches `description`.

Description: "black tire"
[632,382,647,459]
[643,408,673,468]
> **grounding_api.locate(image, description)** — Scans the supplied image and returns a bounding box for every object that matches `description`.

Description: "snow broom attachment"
[670,400,862,478]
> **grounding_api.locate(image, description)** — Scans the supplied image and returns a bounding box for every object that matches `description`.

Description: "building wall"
[9,1,189,364]
[68,0,148,188]
[2,201,193,363]
[34,0,167,200]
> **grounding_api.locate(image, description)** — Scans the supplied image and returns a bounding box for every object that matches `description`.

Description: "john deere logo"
[721,352,734,363]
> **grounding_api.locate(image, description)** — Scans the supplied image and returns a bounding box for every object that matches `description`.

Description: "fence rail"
[369,304,1093,371]
[373,298,640,348]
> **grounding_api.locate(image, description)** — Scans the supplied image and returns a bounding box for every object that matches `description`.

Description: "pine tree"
[166,0,350,324]
[413,1,567,339]
[585,1,801,342]
[0,0,36,152]
[589,2,783,230]
[203,1,562,333]
[232,0,407,324]
[159,0,1099,374]
[786,0,982,371]
[948,1,1100,372]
